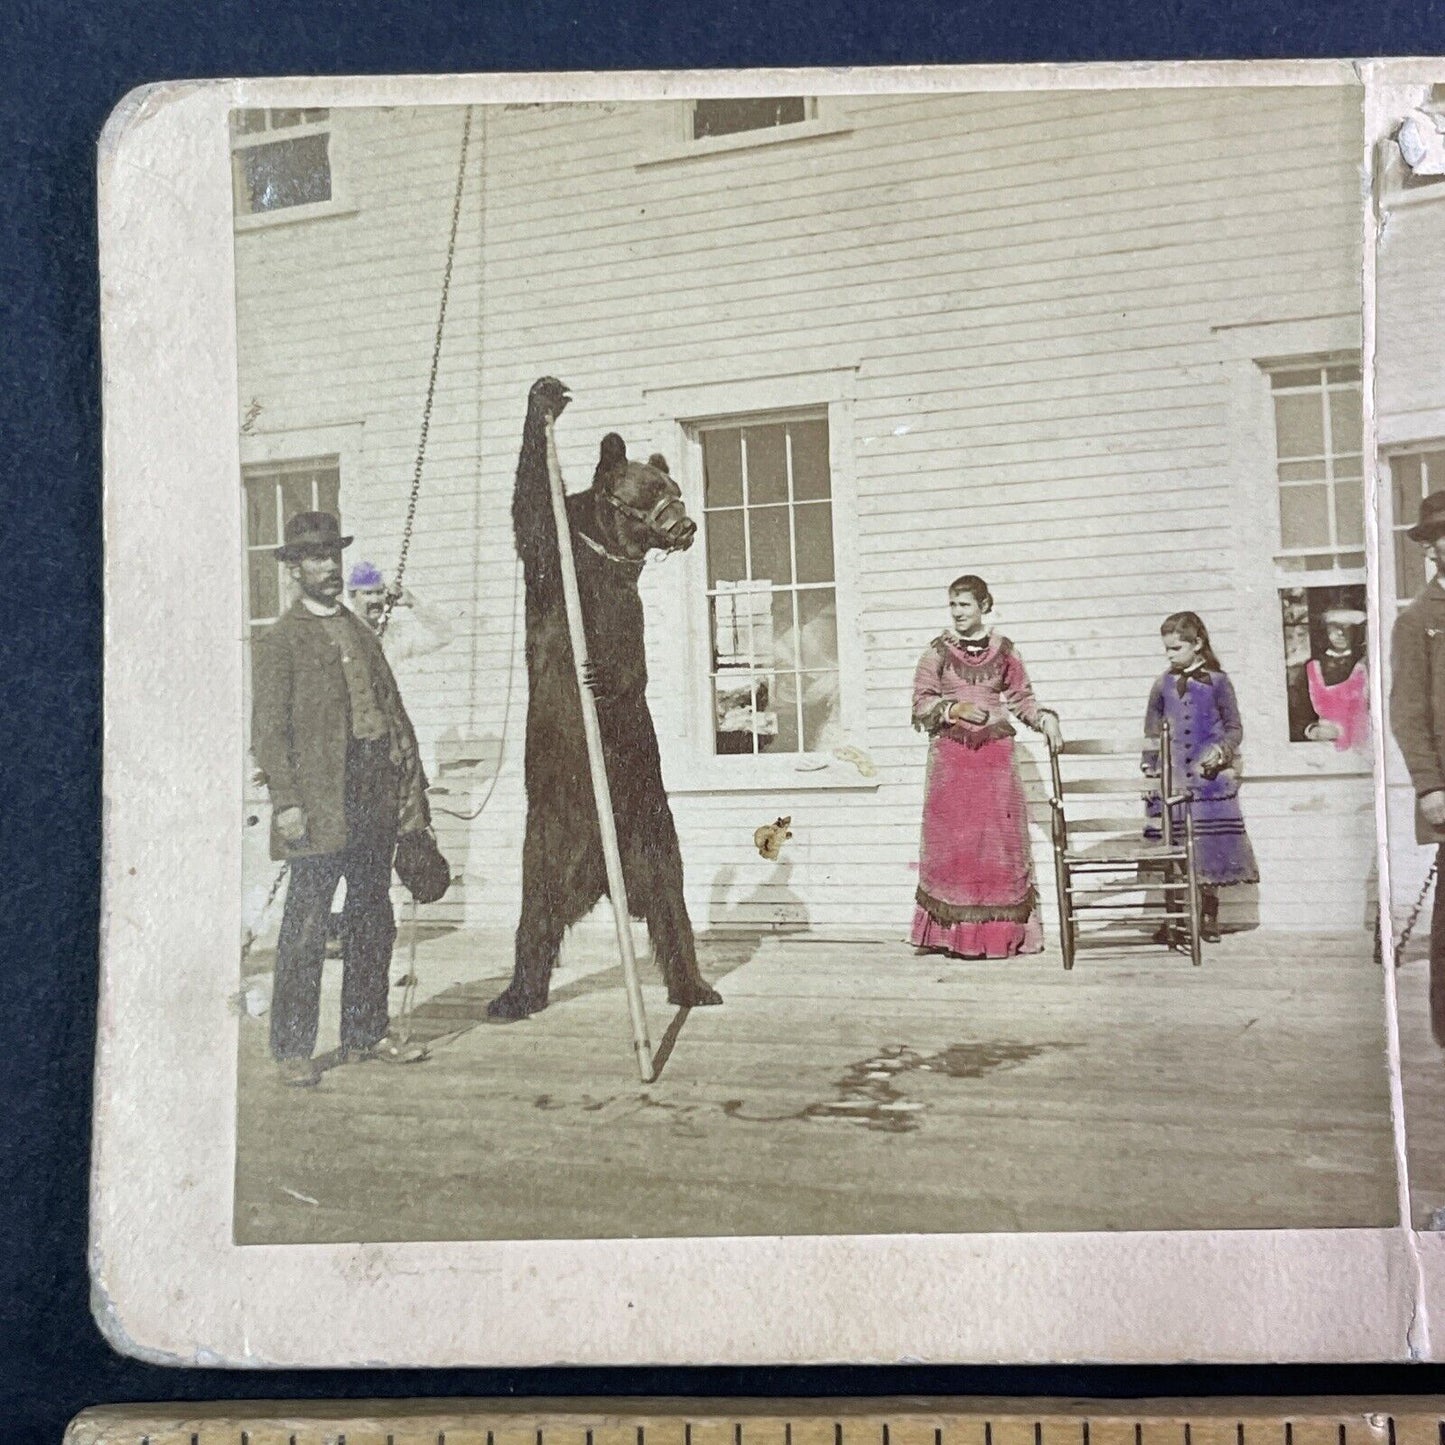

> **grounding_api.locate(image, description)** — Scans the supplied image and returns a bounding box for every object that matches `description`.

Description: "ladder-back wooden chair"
[1045,722,1202,970]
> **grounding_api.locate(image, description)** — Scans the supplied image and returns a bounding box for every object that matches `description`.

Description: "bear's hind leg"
[487,902,564,1021]
[639,849,722,1009]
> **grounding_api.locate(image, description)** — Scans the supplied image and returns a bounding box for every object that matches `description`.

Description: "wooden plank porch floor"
[234,926,1397,1244]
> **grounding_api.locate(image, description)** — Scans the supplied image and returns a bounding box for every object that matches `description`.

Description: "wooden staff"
[542,413,655,1084]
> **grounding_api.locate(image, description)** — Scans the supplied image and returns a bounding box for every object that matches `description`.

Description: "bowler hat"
[1408,492,1445,543]
[274,511,353,562]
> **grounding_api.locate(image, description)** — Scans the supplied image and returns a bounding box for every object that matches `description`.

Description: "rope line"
[379,104,475,640]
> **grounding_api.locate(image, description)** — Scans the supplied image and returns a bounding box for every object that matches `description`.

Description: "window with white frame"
[230,108,333,219]
[1268,358,1364,574]
[1264,356,1368,747]
[699,414,841,756]
[1389,446,1445,605]
[243,456,341,633]
[691,97,813,141]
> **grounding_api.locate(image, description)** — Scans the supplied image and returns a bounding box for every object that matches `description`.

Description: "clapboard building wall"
[235,85,1374,941]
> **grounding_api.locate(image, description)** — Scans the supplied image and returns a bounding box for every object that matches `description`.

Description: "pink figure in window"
[1305,607,1369,753]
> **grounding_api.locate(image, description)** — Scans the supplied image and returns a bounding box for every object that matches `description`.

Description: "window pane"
[231,109,267,136]
[706,508,745,586]
[1423,451,1445,491]
[794,501,835,584]
[238,134,331,214]
[761,672,800,753]
[744,425,788,505]
[1332,453,1362,480]
[1326,364,1362,384]
[1278,459,1326,483]
[282,471,316,524]
[1399,533,1429,601]
[693,97,807,139]
[801,671,843,752]
[1271,367,1322,390]
[1279,483,1330,549]
[748,504,792,585]
[714,674,766,755]
[1394,453,1424,524]
[316,467,340,517]
[1273,391,1325,459]
[245,477,278,546]
[270,108,307,129]
[248,552,280,622]
[771,589,799,671]
[1334,482,1364,546]
[702,428,743,507]
[302,108,330,123]
[796,588,838,671]
[790,418,831,501]
[1329,386,1362,456]
[712,583,773,669]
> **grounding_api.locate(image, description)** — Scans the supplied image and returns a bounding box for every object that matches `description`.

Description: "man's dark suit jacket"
[251,599,429,860]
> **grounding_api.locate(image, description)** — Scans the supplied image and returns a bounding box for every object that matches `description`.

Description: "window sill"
[664,754,881,794]
[636,120,853,170]
[234,202,359,233]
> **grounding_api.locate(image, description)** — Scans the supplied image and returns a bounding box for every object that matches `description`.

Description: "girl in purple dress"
[1143,610,1259,943]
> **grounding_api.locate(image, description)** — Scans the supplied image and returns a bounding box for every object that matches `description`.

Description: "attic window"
[692,98,811,140]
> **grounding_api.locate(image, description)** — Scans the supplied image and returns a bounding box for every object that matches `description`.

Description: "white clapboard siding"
[235,86,1375,942]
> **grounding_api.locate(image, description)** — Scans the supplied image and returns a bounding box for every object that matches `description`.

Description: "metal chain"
[1394,858,1439,969]
[379,104,474,641]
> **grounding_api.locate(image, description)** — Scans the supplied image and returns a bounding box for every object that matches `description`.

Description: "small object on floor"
[342,1034,429,1065]
[277,1057,321,1088]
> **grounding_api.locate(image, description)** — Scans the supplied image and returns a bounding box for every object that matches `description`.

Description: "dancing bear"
[487,377,725,1020]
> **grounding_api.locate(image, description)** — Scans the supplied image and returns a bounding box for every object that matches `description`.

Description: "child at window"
[911,574,1063,959]
[1143,611,1260,944]
[1303,605,1369,752]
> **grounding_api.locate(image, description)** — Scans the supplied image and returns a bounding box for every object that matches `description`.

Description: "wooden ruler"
[59,1399,1445,1445]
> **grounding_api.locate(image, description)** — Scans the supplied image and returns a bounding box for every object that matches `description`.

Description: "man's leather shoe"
[342,1034,428,1065]
[277,1057,320,1088]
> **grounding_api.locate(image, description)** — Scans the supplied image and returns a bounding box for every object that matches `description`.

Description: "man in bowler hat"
[1390,489,1445,1047]
[252,511,430,1086]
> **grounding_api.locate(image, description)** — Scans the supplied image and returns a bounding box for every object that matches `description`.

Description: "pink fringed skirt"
[910,731,1042,959]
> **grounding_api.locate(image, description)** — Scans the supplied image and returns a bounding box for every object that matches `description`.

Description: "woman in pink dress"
[910,575,1063,958]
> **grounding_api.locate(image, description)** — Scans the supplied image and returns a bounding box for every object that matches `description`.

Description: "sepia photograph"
[94,64,1428,1367]
[224,78,1392,1246]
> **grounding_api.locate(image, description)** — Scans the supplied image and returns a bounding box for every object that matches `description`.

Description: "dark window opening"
[693,98,808,140]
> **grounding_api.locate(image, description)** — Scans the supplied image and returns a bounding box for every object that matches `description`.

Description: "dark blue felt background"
[6,3,1445,1442]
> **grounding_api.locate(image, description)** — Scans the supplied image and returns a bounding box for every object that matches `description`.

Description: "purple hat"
[347,559,385,590]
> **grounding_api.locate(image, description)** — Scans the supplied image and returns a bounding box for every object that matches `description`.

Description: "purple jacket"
[1143,667,1245,802]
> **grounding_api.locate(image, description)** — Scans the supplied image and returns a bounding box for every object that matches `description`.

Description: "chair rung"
[1068,908,1198,921]
[1064,817,1153,834]
[1064,852,1186,866]
[1055,739,1148,756]
[1060,778,1152,795]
